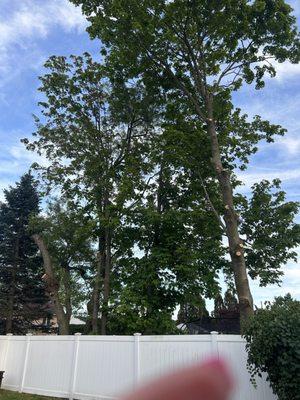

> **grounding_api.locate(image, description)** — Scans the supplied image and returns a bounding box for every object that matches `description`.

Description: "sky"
[0,0,300,308]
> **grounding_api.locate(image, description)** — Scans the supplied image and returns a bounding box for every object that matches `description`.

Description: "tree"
[31,199,93,334]
[177,296,209,324]
[0,173,49,334]
[213,290,239,318]
[72,0,300,320]
[23,54,155,334]
[107,118,226,334]
[243,295,300,400]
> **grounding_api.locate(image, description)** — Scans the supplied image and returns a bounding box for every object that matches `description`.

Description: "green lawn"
[0,390,60,400]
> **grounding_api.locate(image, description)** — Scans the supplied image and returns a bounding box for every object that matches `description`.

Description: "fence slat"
[210,331,219,356]
[134,333,141,386]
[69,333,81,400]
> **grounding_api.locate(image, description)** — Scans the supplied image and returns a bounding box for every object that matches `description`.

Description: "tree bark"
[205,94,254,321]
[91,233,105,334]
[32,234,70,335]
[91,250,101,334]
[100,226,111,335]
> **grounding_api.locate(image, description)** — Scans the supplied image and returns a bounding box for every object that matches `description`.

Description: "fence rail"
[0,333,277,400]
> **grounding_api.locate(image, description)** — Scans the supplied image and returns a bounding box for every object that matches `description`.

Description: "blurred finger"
[121,357,234,400]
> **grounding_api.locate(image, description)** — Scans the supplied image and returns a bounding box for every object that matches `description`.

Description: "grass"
[0,390,61,400]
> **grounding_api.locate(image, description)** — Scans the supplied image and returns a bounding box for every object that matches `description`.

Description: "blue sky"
[0,0,299,307]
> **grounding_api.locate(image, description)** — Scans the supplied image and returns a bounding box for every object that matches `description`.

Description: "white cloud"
[0,0,86,50]
[0,0,87,86]
[278,135,300,156]
[250,264,300,305]
[272,60,300,81]
[237,167,300,189]
[0,138,50,202]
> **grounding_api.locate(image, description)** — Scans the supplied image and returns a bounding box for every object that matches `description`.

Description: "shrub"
[243,294,300,400]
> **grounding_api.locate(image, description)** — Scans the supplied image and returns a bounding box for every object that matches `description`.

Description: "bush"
[243,294,300,400]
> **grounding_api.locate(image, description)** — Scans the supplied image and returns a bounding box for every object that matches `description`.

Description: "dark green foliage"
[0,173,49,334]
[243,295,300,400]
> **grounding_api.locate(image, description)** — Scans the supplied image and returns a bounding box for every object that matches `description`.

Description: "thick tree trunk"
[32,234,70,335]
[205,95,254,321]
[6,237,19,333]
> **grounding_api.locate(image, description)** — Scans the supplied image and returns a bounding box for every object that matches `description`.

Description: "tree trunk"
[6,237,19,333]
[100,227,111,335]
[32,234,70,335]
[91,234,105,334]
[205,94,254,321]
[91,253,101,334]
[62,267,72,325]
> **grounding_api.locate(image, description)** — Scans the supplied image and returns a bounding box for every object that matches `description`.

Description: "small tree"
[31,199,93,335]
[243,294,300,400]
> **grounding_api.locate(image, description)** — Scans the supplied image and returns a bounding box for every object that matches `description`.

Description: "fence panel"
[0,334,277,400]
[217,335,276,400]
[74,336,135,399]
[3,336,26,391]
[22,336,74,398]
[139,335,213,382]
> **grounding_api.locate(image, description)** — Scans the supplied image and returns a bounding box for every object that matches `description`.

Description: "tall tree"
[23,54,155,334]
[0,173,48,333]
[71,0,300,320]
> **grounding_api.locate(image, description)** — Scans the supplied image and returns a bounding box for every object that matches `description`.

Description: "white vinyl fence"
[0,333,277,400]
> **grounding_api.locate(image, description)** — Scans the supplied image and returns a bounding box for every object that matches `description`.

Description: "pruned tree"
[71,0,300,320]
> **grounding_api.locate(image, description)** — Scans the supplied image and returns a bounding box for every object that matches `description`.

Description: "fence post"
[134,333,141,387]
[69,333,81,400]
[3,334,13,379]
[210,331,219,357]
[19,333,32,393]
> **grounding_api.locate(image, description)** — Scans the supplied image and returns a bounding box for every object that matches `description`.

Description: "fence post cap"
[134,333,142,336]
[74,333,82,336]
[210,331,219,335]
[26,333,33,336]
[6,333,13,336]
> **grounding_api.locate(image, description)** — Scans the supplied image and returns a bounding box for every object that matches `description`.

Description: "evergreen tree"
[177,296,209,324]
[0,173,49,333]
